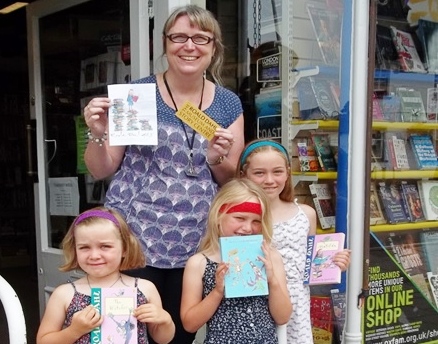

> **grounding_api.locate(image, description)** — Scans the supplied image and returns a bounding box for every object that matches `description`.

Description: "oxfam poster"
[365,232,438,343]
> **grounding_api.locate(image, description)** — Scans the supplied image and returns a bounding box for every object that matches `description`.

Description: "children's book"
[311,134,337,172]
[417,180,438,221]
[377,181,409,224]
[309,77,340,120]
[330,289,346,344]
[400,181,425,222]
[297,137,319,172]
[90,287,138,344]
[219,234,268,298]
[409,134,438,170]
[390,26,427,73]
[397,88,427,123]
[304,233,345,285]
[426,88,438,121]
[309,183,336,230]
[310,296,334,344]
[370,182,386,225]
[420,230,438,273]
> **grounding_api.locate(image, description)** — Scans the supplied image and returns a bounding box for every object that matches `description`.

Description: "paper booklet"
[107,83,158,146]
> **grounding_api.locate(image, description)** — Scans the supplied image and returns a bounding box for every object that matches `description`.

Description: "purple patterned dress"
[105,75,242,268]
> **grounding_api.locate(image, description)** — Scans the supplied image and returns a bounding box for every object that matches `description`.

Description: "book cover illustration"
[297,138,319,172]
[397,88,427,123]
[400,181,425,222]
[417,180,438,220]
[380,94,401,122]
[390,26,427,73]
[417,19,438,74]
[307,4,342,66]
[219,234,268,298]
[311,134,337,172]
[309,183,336,230]
[330,289,346,344]
[370,182,386,225]
[376,25,402,70]
[377,181,409,224]
[420,230,438,274]
[427,272,438,307]
[91,287,138,344]
[409,134,438,170]
[310,296,334,344]
[107,83,158,146]
[391,135,410,170]
[304,233,345,285]
[426,88,438,121]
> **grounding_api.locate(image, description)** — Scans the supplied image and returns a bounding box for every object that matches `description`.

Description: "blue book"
[409,134,438,170]
[377,181,409,224]
[219,234,268,298]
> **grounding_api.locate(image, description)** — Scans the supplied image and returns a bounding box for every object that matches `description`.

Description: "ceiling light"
[0,2,29,14]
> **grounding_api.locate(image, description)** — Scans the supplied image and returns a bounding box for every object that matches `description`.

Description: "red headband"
[219,202,262,215]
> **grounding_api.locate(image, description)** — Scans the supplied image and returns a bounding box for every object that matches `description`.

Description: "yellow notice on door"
[176,101,220,140]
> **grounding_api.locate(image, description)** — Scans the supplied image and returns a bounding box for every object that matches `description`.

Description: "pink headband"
[74,210,120,228]
[219,202,262,215]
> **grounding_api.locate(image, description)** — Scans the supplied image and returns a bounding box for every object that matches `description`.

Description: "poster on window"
[365,232,438,343]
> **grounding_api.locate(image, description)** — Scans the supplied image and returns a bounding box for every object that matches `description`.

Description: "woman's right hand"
[83,97,111,137]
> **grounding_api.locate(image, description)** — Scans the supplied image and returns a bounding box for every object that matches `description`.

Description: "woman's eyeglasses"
[166,34,215,45]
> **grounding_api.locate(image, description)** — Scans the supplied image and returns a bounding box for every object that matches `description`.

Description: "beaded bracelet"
[206,155,225,166]
[87,129,107,146]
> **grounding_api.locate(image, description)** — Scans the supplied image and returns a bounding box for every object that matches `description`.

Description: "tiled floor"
[0,266,39,344]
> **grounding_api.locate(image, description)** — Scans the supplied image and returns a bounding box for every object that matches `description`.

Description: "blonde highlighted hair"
[59,207,145,272]
[199,178,272,254]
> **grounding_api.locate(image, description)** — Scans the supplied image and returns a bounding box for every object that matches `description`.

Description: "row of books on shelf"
[376,21,438,74]
[297,133,338,172]
[372,132,438,171]
[373,88,438,123]
[376,228,438,309]
[371,180,438,225]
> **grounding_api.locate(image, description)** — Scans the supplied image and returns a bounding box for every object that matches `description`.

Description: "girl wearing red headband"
[237,139,351,344]
[180,179,292,343]
[37,207,175,344]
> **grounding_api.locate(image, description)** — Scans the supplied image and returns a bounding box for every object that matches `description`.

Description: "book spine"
[303,235,315,285]
[90,288,102,343]
[385,137,397,170]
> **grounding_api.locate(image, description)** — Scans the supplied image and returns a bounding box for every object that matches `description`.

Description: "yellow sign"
[176,101,220,140]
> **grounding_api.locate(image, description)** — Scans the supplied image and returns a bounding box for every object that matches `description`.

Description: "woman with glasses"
[83,5,244,344]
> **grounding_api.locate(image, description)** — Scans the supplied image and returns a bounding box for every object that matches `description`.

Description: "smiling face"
[164,15,215,76]
[75,220,124,279]
[244,150,289,201]
[220,198,263,237]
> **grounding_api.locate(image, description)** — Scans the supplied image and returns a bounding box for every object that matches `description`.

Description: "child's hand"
[213,262,229,295]
[70,305,103,335]
[133,304,173,325]
[258,240,275,281]
[333,249,351,271]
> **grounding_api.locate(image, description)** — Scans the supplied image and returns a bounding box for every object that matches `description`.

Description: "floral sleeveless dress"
[64,278,148,344]
[272,202,313,344]
[202,255,278,343]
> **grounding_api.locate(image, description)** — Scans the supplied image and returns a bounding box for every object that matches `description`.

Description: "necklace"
[87,273,121,290]
[163,72,205,177]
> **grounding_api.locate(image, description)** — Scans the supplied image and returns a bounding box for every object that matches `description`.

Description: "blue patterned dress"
[272,202,313,344]
[202,256,278,343]
[64,279,148,344]
[105,75,242,269]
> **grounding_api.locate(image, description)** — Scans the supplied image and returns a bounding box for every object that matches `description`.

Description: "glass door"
[27,0,130,315]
